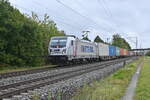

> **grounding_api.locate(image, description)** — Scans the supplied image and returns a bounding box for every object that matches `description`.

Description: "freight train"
[48,35,135,64]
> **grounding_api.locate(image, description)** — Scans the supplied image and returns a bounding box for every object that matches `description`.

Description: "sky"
[9,0,150,49]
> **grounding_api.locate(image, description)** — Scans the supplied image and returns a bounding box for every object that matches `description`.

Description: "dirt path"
[122,62,143,100]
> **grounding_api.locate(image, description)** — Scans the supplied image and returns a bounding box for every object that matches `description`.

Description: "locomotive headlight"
[62,49,66,54]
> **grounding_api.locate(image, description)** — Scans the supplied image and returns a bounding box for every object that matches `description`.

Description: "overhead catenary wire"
[54,0,140,48]
[32,0,88,28]
[30,0,92,33]
[11,0,138,47]
[99,0,140,48]
[97,0,133,44]
[11,3,86,31]
[55,0,114,33]
[72,0,117,37]
[101,0,113,17]
[97,0,111,17]
[71,0,114,36]
[13,0,115,35]
[97,0,119,33]
[118,32,139,49]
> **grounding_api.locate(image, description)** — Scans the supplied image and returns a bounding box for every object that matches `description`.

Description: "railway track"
[0,66,57,79]
[0,63,84,79]
[0,60,107,79]
[0,58,126,79]
[0,57,137,99]
[0,57,131,79]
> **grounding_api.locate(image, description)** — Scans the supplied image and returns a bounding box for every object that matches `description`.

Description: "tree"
[0,0,65,66]
[94,35,104,43]
[0,0,45,66]
[112,34,131,49]
[29,13,65,56]
[146,51,150,56]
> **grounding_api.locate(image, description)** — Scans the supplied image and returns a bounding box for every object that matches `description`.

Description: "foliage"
[145,51,150,56]
[0,0,65,67]
[0,64,56,74]
[112,34,131,50]
[29,12,65,56]
[72,58,142,100]
[94,35,104,43]
[134,57,150,100]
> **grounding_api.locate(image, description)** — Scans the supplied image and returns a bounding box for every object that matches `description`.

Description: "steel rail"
[0,57,136,99]
[0,57,132,79]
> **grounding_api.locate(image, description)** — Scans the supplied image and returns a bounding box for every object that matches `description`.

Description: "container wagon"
[97,43,109,60]
[120,48,125,57]
[109,45,116,59]
[116,47,120,57]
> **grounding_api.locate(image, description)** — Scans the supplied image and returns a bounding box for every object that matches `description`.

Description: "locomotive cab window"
[50,38,67,48]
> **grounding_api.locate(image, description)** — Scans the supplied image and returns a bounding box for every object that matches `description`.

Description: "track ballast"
[0,57,137,99]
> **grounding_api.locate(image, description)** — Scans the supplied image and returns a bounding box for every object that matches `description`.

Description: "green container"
[116,47,120,56]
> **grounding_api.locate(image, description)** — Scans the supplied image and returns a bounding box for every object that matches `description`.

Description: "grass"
[0,64,56,74]
[134,56,150,100]
[32,91,57,100]
[72,57,142,100]
[32,92,40,100]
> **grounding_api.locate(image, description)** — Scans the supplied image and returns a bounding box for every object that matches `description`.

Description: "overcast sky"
[9,0,150,49]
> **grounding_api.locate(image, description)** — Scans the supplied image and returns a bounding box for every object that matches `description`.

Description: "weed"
[134,57,150,100]
[72,58,142,100]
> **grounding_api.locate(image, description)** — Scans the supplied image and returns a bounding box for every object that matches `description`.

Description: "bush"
[145,51,150,56]
[0,0,65,67]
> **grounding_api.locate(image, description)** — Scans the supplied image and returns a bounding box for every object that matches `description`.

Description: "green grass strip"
[134,57,150,100]
[0,64,56,74]
[72,58,142,100]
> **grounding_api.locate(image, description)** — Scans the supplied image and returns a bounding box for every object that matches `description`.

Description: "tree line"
[82,34,131,49]
[0,0,65,67]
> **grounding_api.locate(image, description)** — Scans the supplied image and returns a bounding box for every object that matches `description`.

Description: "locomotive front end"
[48,36,68,64]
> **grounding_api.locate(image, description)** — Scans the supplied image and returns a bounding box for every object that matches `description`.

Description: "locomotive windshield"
[50,37,67,48]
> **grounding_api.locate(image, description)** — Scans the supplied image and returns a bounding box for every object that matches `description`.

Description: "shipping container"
[109,45,116,56]
[120,48,124,56]
[124,49,126,56]
[97,43,109,56]
[126,50,129,56]
[75,39,97,58]
[116,47,120,56]
[124,49,128,56]
[129,51,133,56]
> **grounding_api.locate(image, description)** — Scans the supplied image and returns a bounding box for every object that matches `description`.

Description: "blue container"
[116,47,120,56]
[109,45,116,56]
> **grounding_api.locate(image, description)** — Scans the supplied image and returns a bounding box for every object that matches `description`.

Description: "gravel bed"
[8,58,135,100]
[0,62,101,87]
[0,59,124,87]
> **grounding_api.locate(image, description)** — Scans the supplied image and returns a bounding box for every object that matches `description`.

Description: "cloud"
[9,0,150,48]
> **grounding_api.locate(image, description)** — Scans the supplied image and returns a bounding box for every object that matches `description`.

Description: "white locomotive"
[48,35,98,64]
